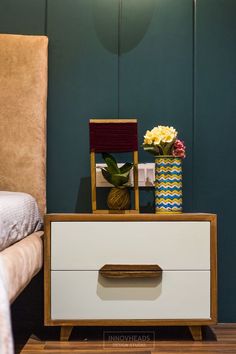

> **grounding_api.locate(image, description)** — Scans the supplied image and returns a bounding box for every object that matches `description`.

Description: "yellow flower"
[158,125,177,143]
[151,127,161,145]
[143,130,154,145]
[143,125,177,146]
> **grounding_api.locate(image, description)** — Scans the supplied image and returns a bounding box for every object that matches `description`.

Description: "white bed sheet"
[0,231,43,354]
[0,256,13,354]
[0,191,43,251]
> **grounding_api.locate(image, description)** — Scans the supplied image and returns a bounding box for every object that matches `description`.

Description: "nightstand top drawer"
[50,221,211,271]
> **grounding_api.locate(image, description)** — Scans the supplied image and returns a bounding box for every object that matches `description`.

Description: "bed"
[0,34,48,354]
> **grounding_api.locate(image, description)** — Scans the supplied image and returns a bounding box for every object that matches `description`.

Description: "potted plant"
[142,125,186,213]
[101,153,133,210]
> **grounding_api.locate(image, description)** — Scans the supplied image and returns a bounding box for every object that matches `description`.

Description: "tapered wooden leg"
[189,326,202,341]
[60,326,73,341]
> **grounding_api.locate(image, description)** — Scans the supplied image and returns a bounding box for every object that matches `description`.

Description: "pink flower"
[173,140,186,158]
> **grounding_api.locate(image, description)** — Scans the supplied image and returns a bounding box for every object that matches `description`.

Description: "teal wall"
[1,0,236,322]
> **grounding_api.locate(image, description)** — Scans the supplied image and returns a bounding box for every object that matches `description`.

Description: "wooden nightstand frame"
[44,213,217,341]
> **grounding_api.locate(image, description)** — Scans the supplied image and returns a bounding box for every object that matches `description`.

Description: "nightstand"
[44,213,217,341]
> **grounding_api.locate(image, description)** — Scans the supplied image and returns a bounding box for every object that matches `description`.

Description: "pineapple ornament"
[101,153,132,210]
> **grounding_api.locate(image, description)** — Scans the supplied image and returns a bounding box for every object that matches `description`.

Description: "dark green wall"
[194,0,236,322]
[1,0,236,322]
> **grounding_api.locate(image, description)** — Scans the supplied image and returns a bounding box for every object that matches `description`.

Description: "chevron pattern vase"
[155,156,182,213]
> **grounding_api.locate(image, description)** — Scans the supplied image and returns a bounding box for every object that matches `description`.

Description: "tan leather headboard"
[0,34,48,216]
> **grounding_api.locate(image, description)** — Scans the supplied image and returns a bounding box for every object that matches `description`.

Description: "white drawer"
[51,221,210,271]
[51,270,211,320]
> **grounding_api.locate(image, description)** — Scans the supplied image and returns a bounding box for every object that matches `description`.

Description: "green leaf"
[143,145,159,156]
[102,153,120,175]
[110,174,129,187]
[162,142,174,155]
[119,170,131,178]
[102,168,130,187]
[101,153,132,187]
[120,162,133,174]
[102,152,117,165]
[101,168,112,184]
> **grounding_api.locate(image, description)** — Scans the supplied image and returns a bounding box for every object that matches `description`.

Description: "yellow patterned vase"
[155,156,182,213]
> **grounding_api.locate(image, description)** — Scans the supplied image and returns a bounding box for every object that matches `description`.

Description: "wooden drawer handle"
[99,264,162,279]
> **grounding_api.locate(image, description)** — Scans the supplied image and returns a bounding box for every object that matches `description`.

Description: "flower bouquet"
[143,125,186,158]
[142,125,186,213]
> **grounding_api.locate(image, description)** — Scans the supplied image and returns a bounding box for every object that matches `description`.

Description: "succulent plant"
[101,153,133,188]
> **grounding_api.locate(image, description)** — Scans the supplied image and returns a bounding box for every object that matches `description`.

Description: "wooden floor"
[18,324,236,354]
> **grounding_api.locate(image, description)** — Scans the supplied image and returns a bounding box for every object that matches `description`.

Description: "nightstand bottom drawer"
[51,271,211,320]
